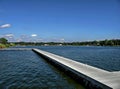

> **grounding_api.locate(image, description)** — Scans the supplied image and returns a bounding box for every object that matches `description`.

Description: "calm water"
[0,46,120,89]
[0,50,85,89]
[37,46,120,71]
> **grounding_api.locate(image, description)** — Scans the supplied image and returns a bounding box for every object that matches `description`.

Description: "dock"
[32,48,120,89]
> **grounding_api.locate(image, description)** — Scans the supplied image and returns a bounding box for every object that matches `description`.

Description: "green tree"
[0,38,8,44]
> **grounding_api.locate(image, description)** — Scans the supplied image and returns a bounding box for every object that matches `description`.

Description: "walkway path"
[33,48,120,89]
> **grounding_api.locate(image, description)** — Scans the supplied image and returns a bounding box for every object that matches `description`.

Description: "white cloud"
[16,38,22,42]
[59,38,65,42]
[4,34,14,40]
[31,34,37,37]
[5,34,14,37]
[60,38,65,41]
[0,34,15,42]
[0,24,11,28]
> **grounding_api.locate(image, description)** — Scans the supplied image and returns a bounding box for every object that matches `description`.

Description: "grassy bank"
[0,43,15,49]
[0,44,6,48]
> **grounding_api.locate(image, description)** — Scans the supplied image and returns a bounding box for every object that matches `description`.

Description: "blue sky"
[0,0,120,42]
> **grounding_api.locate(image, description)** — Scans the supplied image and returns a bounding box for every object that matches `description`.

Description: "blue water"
[1,46,120,89]
[12,46,120,71]
[32,46,120,72]
[0,50,85,89]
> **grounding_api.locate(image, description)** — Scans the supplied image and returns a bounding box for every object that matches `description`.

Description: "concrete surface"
[33,48,120,89]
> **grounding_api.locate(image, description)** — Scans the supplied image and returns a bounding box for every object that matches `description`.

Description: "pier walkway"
[33,48,120,89]
[1,48,119,89]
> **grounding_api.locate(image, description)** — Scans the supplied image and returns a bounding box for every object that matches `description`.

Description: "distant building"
[44,44,49,46]
[59,44,62,46]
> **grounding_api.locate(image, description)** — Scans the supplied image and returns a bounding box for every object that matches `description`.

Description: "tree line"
[0,38,120,47]
[13,39,120,46]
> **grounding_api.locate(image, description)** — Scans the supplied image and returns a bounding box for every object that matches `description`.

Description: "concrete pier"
[33,48,120,89]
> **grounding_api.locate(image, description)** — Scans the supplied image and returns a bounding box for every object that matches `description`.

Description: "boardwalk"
[33,48,120,89]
